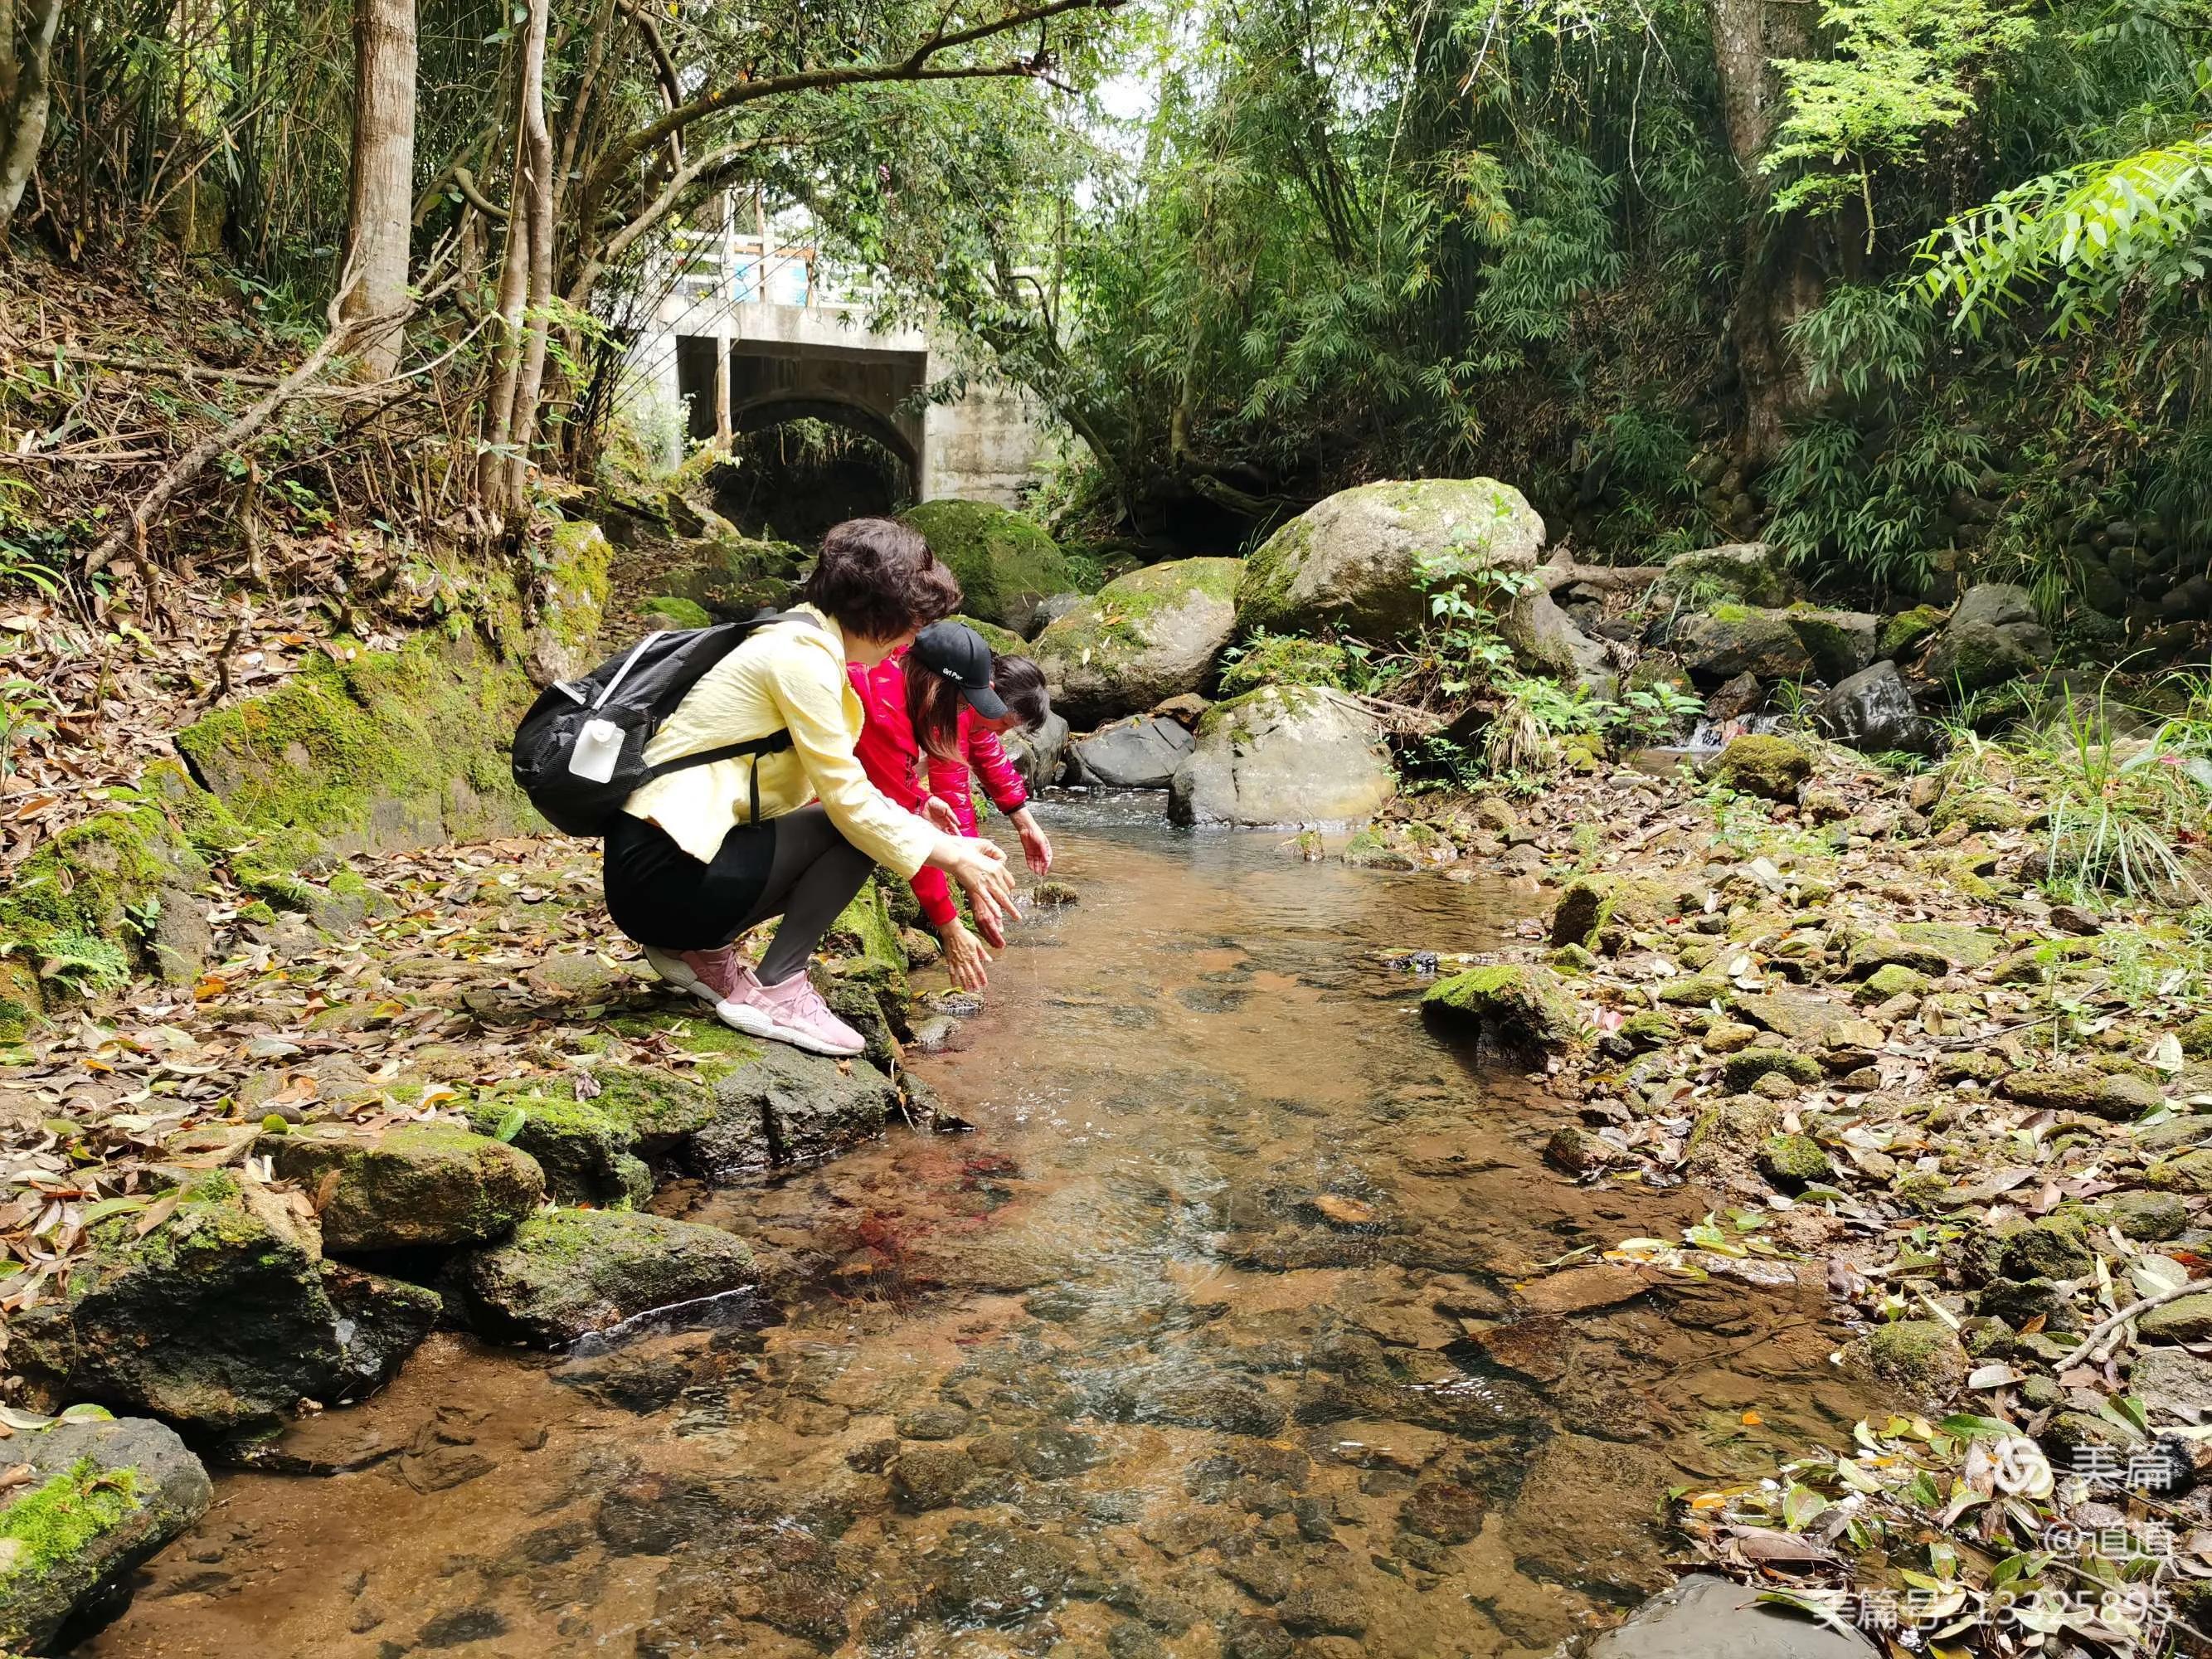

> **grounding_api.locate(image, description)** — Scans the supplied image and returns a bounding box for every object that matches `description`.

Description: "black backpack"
[511,611,818,836]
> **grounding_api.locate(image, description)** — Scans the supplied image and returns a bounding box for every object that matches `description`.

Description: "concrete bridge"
[625,229,1050,507]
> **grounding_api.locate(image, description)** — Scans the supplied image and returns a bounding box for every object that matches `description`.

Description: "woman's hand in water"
[937,919,991,991]
[1009,806,1053,875]
[921,795,961,835]
[926,834,1015,944]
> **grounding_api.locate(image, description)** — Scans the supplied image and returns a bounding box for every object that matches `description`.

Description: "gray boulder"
[1923,583,2054,693]
[1787,607,1879,683]
[1501,586,1613,693]
[1236,479,1546,644]
[1169,687,1393,827]
[1004,710,1070,789]
[1657,542,1796,608]
[1587,1574,1876,1658]
[1033,558,1241,726]
[1673,607,1813,684]
[1067,717,1194,789]
[0,1410,213,1652]
[453,1208,758,1347]
[8,1180,350,1428]
[1025,592,1087,639]
[694,1046,903,1178]
[1816,662,1942,757]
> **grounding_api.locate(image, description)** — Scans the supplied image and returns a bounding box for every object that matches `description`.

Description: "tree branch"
[580,0,1122,220]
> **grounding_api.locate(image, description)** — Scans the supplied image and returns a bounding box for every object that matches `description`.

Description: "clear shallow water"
[80,799,1869,1658]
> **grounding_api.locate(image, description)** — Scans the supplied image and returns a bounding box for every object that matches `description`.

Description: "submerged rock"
[453,1207,757,1346]
[1422,964,1583,1048]
[258,1121,545,1251]
[0,1410,213,1652]
[10,1178,348,1428]
[1067,716,1196,790]
[1236,478,1547,644]
[1033,558,1242,725]
[1587,1572,1877,1657]
[322,1263,442,1401]
[1169,686,1393,827]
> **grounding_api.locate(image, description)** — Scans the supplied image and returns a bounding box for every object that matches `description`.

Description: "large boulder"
[898,500,1075,633]
[8,1178,351,1428]
[1067,716,1195,789]
[1033,557,1241,726]
[0,1409,213,1652]
[1672,606,1812,684]
[1587,1574,1876,1659]
[1923,583,2054,693]
[257,1121,545,1252]
[1816,661,1941,756]
[1168,687,1393,827]
[1500,586,1613,693]
[452,1208,758,1347]
[1656,542,1796,609]
[1236,479,1546,643]
[1002,709,1070,790]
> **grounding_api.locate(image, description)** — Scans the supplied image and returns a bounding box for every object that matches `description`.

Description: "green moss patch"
[0,1458,142,1588]
[899,500,1073,625]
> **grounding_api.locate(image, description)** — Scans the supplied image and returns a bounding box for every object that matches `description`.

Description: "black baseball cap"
[912,621,1008,721]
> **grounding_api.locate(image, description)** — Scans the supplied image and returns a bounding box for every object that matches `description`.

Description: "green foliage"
[2022,679,2212,904]
[1920,137,2212,333]
[1217,631,1353,698]
[1768,0,2036,224]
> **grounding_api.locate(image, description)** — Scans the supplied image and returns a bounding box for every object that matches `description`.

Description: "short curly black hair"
[800,518,962,641]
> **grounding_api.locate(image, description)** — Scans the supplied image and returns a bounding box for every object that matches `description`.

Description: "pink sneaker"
[642,945,747,1010]
[732,970,868,1058]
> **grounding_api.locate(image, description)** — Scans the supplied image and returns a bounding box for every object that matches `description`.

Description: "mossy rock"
[1709,735,1812,801]
[1658,543,1795,609]
[1618,1010,1680,1049]
[7,1182,346,1428]
[1422,964,1582,1048]
[1849,923,2005,976]
[2139,1292,2212,1343]
[639,595,713,629]
[1720,1048,1824,1092]
[665,532,805,615]
[574,1062,725,1141]
[1033,557,1242,726]
[1218,635,1351,698]
[1891,1170,1961,1215]
[2010,1066,2168,1121]
[529,519,615,684]
[1851,1319,1968,1398]
[1549,873,1694,952]
[1654,973,1733,1008]
[1996,1215,2095,1282]
[950,614,1028,656]
[1879,605,1945,659]
[1858,963,1928,1002]
[256,1121,545,1252]
[2101,1190,2187,1243]
[0,1413,212,1652]
[898,500,1074,629]
[467,1088,653,1209]
[1929,789,2028,834]
[452,1208,758,1347]
[175,621,542,857]
[1236,479,1545,645]
[2144,1149,2212,1195]
[1757,1133,1833,1190]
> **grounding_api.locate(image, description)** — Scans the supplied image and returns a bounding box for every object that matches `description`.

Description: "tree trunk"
[497,0,554,516]
[338,0,417,377]
[0,0,64,236]
[1707,0,1822,469]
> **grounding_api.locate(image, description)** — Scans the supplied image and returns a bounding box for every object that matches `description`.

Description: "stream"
[80,796,1872,1658]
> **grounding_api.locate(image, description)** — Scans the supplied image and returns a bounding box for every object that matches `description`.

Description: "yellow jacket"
[622,604,936,879]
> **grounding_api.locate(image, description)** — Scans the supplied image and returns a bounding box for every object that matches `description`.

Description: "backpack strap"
[635,610,825,822]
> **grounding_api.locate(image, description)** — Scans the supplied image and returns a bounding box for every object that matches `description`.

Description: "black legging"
[603,805,873,985]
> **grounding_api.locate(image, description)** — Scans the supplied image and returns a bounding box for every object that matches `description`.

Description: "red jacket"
[848,654,1028,927]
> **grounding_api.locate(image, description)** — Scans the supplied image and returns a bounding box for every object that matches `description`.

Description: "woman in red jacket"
[849,621,1054,990]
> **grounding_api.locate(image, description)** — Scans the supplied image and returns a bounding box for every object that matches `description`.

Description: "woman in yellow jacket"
[605,518,1017,1057]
